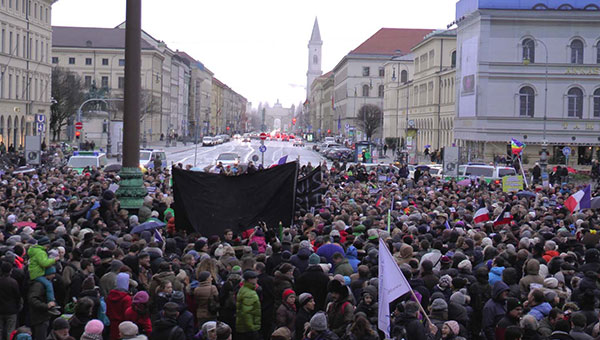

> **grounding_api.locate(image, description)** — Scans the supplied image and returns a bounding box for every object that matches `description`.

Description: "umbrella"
[516,191,536,199]
[552,166,577,174]
[12,166,35,174]
[424,144,431,148]
[104,163,122,173]
[131,220,166,234]
[14,221,36,228]
[457,179,471,186]
[416,165,431,171]
[591,197,600,209]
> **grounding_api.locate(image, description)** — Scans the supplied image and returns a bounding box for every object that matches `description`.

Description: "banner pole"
[519,155,529,188]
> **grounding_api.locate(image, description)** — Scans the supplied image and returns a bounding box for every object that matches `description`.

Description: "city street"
[162,139,325,169]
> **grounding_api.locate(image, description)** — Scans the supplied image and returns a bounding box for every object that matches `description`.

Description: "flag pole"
[518,154,529,188]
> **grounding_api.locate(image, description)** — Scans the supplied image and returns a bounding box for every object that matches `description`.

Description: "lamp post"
[391,63,410,163]
[525,38,549,184]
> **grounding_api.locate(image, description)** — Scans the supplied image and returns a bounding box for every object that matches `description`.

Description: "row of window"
[52,57,126,67]
[82,75,125,90]
[522,37,600,64]
[358,84,385,98]
[0,70,49,102]
[518,86,600,118]
[1,0,50,25]
[362,66,385,77]
[0,26,49,63]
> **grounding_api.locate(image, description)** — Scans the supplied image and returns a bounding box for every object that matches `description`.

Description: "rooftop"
[349,28,436,56]
[52,26,155,50]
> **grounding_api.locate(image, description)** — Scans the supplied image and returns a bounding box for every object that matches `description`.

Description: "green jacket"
[27,245,55,280]
[334,259,354,277]
[236,281,261,333]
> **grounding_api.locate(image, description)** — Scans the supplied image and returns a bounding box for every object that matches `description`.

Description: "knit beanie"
[84,320,104,335]
[444,321,460,335]
[282,289,295,301]
[430,298,448,311]
[116,272,129,291]
[309,253,321,265]
[506,297,522,312]
[310,312,328,332]
[132,291,149,304]
[299,293,313,306]
[118,321,138,338]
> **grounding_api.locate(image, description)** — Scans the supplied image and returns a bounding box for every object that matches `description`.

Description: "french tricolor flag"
[473,207,490,224]
[564,185,591,213]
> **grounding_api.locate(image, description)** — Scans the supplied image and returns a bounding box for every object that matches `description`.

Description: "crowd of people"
[0,153,600,340]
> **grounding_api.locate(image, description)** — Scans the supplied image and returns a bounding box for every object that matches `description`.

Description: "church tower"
[307,17,323,99]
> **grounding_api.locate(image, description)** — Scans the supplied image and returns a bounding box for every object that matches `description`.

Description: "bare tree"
[355,104,382,141]
[111,89,160,122]
[50,67,86,141]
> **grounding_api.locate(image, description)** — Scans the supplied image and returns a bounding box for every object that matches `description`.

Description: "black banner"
[296,166,326,212]
[173,162,298,236]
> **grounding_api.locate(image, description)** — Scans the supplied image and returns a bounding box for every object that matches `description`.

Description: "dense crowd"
[1,153,600,340]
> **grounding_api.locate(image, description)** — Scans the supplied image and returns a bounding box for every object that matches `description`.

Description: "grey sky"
[52,0,456,109]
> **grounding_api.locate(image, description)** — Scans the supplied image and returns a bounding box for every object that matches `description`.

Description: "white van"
[454,164,517,183]
[139,149,167,170]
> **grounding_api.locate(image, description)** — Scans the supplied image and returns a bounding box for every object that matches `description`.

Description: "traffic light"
[75,131,81,139]
[292,118,296,125]
[226,126,230,131]
[327,129,331,134]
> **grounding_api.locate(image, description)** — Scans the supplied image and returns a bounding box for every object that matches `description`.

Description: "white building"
[333,28,434,141]
[306,17,322,99]
[455,0,600,165]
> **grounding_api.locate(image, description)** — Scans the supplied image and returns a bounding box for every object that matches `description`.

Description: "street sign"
[345,123,350,129]
[75,122,83,130]
[260,132,268,141]
[259,145,267,153]
[562,147,571,157]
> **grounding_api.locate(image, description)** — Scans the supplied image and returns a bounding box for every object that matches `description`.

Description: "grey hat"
[310,312,328,332]
[299,293,313,306]
[431,298,448,311]
[309,253,320,265]
[118,321,138,338]
[110,260,123,273]
[243,270,258,280]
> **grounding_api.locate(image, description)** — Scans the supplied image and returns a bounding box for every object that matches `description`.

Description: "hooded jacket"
[236,281,261,333]
[528,302,552,321]
[106,289,132,340]
[345,246,360,273]
[193,279,219,321]
[519,259,544,299]
[290,247,312,273]
[27,245,56,280]
[333,258,354,277]
[296,265,330,312]
[149,317,185,340]
[488,266,505,286]
[482,281,509,340]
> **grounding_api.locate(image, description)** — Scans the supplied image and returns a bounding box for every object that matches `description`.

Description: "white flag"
[378,238,412,338]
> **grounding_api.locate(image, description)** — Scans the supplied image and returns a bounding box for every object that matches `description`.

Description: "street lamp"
[391,62,410,163]
[524,38,549,184]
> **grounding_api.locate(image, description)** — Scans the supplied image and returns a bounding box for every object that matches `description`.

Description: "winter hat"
[118,321,138,338]
[300,240,312,249]
[444,321,460,336]
[282,289,296,301]
[116,273,130,291]
[231,266,242,275]
[506,297,522,312]
[271,327,292,339]
[6,214,16,224]
[171,291,185,305]
[299,293,313,306]
[52,317,70,331]
[310,312,328,332]
[309,253,321,265]
[544,277,559,289]
[438,274,452,289]
[110,260,124,272]
[132,291,149,304]
[84,320,104,335]
[430,298,448,311]
[198,271,211,282]
[37,236,50,246]
[450,291,467,305]
[458,259,472,271]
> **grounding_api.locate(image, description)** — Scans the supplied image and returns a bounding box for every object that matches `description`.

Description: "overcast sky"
[52,0,456,109]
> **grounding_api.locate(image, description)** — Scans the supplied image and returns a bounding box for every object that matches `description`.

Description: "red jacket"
[125,305,152,335]
[106,290,132,340]
[542,250,560,264]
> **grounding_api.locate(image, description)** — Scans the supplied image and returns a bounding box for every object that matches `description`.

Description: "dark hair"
[571,312,587,328]
[332,252,344,260]
[80,259,92,271]
[549,308,563,320]
[531,289,545,304]
[74,297,94,318]
[163,302,179,319]
[349,315,375,337]
[504,326,522,340]
[554,319,571,332]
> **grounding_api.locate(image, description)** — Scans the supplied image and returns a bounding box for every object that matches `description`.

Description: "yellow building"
[309,71,334,137]
[384,29,456,159]
[0,0,56,147]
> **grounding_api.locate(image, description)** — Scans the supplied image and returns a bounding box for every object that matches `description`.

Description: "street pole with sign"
[260,132,267,167]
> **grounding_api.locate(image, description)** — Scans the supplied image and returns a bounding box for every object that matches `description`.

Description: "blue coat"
[488,266,505,286]
[345,246,360,273]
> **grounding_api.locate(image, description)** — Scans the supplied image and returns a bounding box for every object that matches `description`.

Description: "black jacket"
[391,313,432,340]
[149,318,185,340]
[28,281,50,326]
[0,274,21,315]
[295,307,313,340]
[296,265,330,312]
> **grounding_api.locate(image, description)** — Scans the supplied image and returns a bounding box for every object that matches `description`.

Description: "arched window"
[568,87,584,118]
[313,55,318,64]
[378,85,384,98]
[596,43,600,64]
[533,3,548,9]
[400,70,408,83]
[362,84,370,97]
[558,4,574,10]
[585,4,600,10]
[451,51,456,68]
[571,39,584,64]
[522,38,535,63]
[594,88,600,117]
[519,86,535,117]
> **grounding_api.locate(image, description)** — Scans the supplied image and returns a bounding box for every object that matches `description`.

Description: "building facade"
[308,71,334,137]
[306,17,322,99]
[383,30,456,156]
[333,28,434,141]
[177,51,213,139]
[259,100,294,132]
[0,0,55,147]
[210,77,246,135]
[455,0,600,164]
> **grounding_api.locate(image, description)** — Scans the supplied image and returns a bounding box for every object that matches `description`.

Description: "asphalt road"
[164,139,324,169]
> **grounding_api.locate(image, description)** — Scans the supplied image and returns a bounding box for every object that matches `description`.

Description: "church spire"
[310,17,322,43]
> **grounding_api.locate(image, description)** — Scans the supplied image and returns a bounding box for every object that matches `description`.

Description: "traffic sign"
[75,122,83,130]
[260,133,268,141]
[259,145,267,153]
[562,147,571,157]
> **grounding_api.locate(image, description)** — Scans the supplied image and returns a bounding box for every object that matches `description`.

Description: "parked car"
[67,151,107,174]
[215,152,241,166]
[325,147,353,161]
[293,138,304,147]
[202,136,214,146]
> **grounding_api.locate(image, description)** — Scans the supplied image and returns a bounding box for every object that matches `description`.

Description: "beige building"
[384,29,457,158]
[177,51,213,138]
[52,26,166,142]
[0,0,56,147]
[210,77,246,135]
[308,71,334,137]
